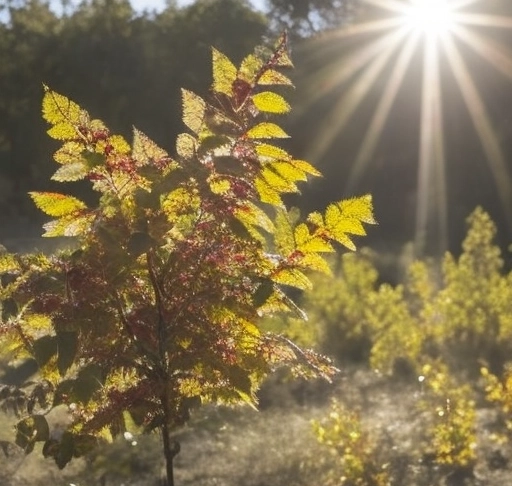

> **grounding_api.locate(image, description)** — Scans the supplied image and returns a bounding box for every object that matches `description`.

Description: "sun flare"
[402,0,456,36]
[303,0,512,255]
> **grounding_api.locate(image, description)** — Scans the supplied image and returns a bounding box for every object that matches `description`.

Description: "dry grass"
[1,367,512,486]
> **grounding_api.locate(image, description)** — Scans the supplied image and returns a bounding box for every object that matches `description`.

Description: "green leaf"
[252,92,290,114]
[272,268,312,290]
[57,331,78,376]
[33,335,58,367]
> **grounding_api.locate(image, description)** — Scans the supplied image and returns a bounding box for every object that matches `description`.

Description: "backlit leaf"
[239,54,264,82]
[51,162,88,182]
[212,48,237,96]
[29,192,87,218]
[255,177,282,206]
[132,128,171,167]
[255,143,291,161]
[272,268,312,290]
[42,214,94,237]
[176,133,196,159]
[182,89,206,134]
[0,254,20,273]
[294,223,333,253]
[252,92,290,114]
[246,123,289,140]
[42,86,85,141]
[54,141,84,165]
[258,69,293,86]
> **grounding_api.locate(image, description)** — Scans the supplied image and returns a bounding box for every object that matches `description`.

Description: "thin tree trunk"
[161,419,180,486]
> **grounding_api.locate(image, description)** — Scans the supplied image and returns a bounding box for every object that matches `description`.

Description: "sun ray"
[306,27,410,164]
[452,25,512,81]
[301,26,410,109]
[442,34,512,229]
[457,13,512,29]
[347,32,421,192]
[416,35,448,255]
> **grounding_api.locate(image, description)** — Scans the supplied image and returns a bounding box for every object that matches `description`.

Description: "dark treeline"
[2,0,512,268]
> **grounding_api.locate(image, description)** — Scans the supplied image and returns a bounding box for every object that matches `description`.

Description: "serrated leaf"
[176,133,196,159]
[252,92,290,114]
[53,141,84,165]
[271,161,307,183]
[291,159,321,177]
[132,128,171,167]
[51,162,88,182]
[182,89,206,134]
[273,33,294,68]
[294,223,333,253]
[255,143,291,161]
[246,122,289,140]
[324,196,376,250]
[108,134,130,154]
[298,252,332,274]
[235,201,275,234]
[42,214,94,237]
[274,209,295,254]
[239,54,264,83]
[255,177,282,206]
[258,69,293,86]
[0,254,20,273]
[261,166,298,193]
[29,192,87,218]
[272,268,312,290]
[212,48,237,96]
[42,86,85,141]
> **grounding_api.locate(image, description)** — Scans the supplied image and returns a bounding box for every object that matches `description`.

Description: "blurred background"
[1,0,512,278]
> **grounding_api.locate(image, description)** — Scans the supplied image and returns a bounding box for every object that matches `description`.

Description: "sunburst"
[303,0,512,255]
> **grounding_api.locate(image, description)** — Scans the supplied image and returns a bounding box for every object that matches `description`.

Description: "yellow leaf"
[132,128,172,167]
[338,194,376,224]
[261,166,298,193]
[272,268,312,290]
[182,89,206,134]
[255,177,282,206]
[291,159,321,177]
[298,253,332,275]
[54,141,84,165]
[239,54,264,83]
[274,208,295,254]
[246,122,289,140]
[234,202,275,234]
[0,254,20,273]
[255,143,291,162]
[294,224,333,253]
[29,192,87,217]
[252,92,290,114]
[212,48,237,96]
[209,177,231,194]
[270,161,307,183]
[108,135,130,154]
[258,69,293,86]
[176,133,196,159]
[42,86,87,141]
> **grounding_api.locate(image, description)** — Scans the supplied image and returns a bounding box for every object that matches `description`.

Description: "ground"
[1,366,512,486]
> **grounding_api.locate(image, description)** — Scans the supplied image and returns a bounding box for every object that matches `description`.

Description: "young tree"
[0,34,374,485]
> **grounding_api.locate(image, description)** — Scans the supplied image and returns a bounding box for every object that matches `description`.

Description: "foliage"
[0,33,374,480]
[482,365,512,433]
[312,398,389,486]
[418,362,477,469]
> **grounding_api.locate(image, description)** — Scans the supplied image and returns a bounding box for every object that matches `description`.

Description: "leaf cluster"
[0,34,374,468]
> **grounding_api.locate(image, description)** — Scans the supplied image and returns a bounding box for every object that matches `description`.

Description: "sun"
[301,0,512,256]
[402,0,456,37]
